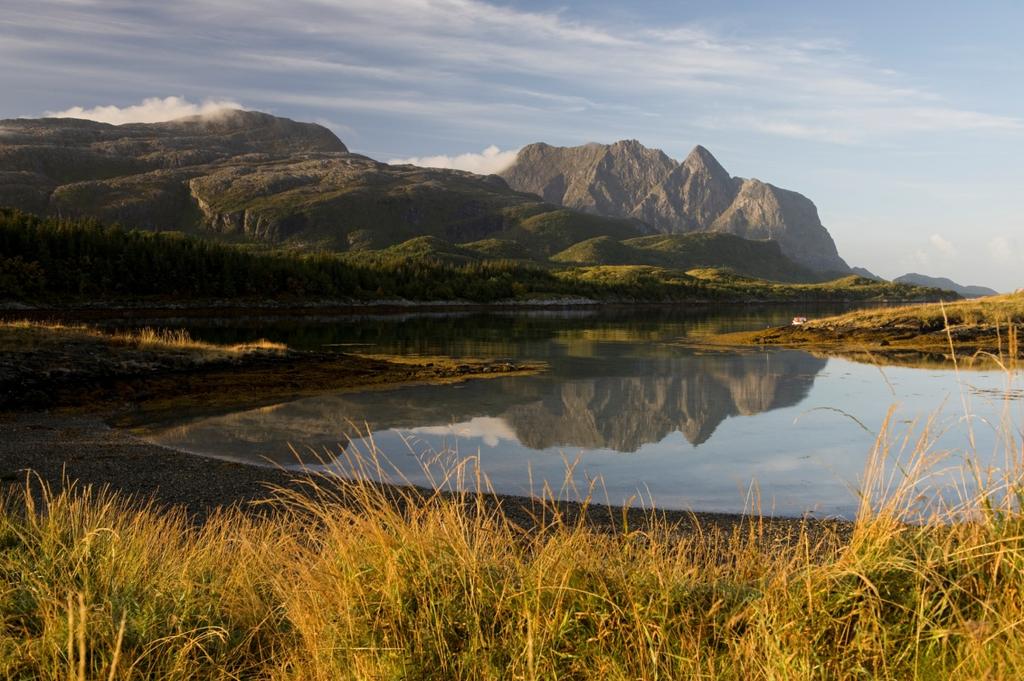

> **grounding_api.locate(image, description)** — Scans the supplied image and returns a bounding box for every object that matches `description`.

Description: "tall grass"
[3,396,1024,680]
[3,327,1024,679]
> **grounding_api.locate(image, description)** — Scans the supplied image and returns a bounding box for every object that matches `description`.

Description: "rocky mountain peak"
[501,140,849,272]
[682,144,731,182]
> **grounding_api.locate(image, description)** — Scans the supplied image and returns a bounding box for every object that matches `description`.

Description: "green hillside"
[0,209,950,305]
[551,232,821,283]
[494,209,645,257]
[550,236,657,266]
[460,238,536,261]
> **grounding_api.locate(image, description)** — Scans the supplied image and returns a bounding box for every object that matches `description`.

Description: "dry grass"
[703,292,1024,366]
[114,326,286,356]
[0,320,286,358]
[3,388,1024,679]
[801,291,1024,331]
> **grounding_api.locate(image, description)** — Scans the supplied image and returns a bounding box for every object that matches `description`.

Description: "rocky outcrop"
[501,141,849,272]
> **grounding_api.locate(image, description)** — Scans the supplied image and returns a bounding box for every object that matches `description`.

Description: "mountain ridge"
[500,140,849,273]
[1,110,849,283]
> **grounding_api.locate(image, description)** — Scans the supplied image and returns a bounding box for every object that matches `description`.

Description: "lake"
[130,306,1022,519]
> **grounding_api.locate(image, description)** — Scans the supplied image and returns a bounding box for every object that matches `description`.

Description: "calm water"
[131,307,1022,518]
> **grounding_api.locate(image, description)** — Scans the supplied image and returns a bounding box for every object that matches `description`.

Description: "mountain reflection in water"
[139,347,825,460]
[134,308,1011,517]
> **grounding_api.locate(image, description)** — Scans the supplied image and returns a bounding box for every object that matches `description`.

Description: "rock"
[501,140,849,273]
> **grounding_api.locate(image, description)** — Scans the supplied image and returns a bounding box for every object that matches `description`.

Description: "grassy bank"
[706,293,1023,366]
[0,321,541,413]
[3,409,1024,679]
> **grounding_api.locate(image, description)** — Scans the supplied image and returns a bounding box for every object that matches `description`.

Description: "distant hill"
[849,266,884,281]
[0,209,951,306]
[894,273,998,298]
[500,141,849,273]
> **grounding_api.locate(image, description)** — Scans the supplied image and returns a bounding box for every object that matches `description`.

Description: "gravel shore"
[0,410,848,550]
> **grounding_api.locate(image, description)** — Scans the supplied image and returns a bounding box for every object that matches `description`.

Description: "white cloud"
[45,96,242,124]
[5,9,1015,165]
[389,145,519,175]
[412,417,519,448]
[929,234,956,257]
[9,0,1018,144]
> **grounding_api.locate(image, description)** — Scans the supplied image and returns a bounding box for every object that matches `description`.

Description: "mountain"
[0,111,849,285]
[500,141,849,273]
[849,266,884,281]
[0,110,639,249]
[894,273,998,299]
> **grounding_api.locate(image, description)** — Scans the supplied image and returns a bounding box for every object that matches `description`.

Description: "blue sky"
[2,0,1021,289]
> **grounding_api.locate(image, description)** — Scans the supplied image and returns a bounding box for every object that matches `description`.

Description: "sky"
[2,0,1022,290]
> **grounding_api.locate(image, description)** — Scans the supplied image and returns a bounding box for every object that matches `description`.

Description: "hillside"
[551,233,822,283]
[0,111,873,284]
[0,110,640,250]
[894,273,998,298]
[0,210,948,306]
[500,141,849,272]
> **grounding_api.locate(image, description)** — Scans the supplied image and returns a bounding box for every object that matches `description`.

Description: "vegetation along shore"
[703,293,1024,366]
[0,320,541,415]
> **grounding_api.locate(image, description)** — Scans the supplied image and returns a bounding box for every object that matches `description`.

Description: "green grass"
[4,403,1024,679]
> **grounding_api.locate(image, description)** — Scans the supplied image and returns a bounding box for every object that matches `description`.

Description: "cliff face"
[501,141,849,272]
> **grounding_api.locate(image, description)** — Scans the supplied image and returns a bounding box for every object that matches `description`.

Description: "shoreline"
[698,293,1023,366]
[0,410,847,538]
[0,320,543,413]
[0,295,947,321]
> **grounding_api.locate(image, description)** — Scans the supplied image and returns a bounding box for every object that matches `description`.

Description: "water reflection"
[505,351,825,450]
[133,308,1016,517]
[139,345,826,470]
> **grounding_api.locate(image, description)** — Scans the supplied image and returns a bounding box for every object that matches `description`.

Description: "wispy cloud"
[389,145,519,174]
[7,0,1019,145]
[46,96,242,124]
